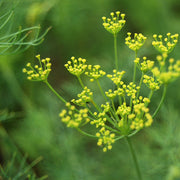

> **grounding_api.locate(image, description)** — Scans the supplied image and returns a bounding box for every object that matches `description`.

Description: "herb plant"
[23,11,180,179]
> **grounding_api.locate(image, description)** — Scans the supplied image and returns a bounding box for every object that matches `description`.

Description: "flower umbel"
[102,11,125,35]
[23,55,51,81]
[125,32,147,52]
[71,86,93,107]
[85,64,106,82]
[64,56,87,77]
[59,102,90,128]
[96,127,115,152]
[152,33,179,54]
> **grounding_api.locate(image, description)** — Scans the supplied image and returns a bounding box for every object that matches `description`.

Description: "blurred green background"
[1,0,180,179]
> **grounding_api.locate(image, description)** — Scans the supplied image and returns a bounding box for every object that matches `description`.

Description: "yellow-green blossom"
[102,11,125,35]
[125,82,140,99]
[116,102,131,117]
[143,75,160,90]
[96,127,115,152]
[22,55,51,81]
[90,102,110,128]
[130,103,153,130]
[64,56,87,76]
[125,33,147,52]
[139,57,154,73]
[152,57,180,84]
[59,102,90,128]
[85,64,106,82]
[107,70,125,85]
[105,87,124,99]
[71,86,93,106]
[152,33,179,54]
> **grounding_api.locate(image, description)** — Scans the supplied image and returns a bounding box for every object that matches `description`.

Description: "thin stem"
[148,90,154,101]
[133,51,138,82]
[137,72,144,98]
[77,75,85,89]
[114,34,118,70]
[130,51,138,108]
[117,85,122,105]
[152,85,167,118]
[125,136,143,180]
[44,80,67,104]
[133,63,137,83]
[76,128,97,138]
[96,79,107,101]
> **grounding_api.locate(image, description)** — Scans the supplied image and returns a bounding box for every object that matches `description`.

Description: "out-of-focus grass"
[1,0,180,179]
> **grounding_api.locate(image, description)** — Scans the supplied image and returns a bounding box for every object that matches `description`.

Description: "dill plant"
[23,11,180,179]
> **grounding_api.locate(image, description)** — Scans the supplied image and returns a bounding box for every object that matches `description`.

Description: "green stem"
[133,51,138,83]
[96,79,107,101]
[117,85,122,105]
[152,85,167,118]
[125,136,143,180]
[148,90,154,101]
[44,80,67,104]
[114,34,118,70]
[77,75,85,89]
[137,72,144,98]
[130,51,138,108]
[133,63,137,83]
[76,128,97,138]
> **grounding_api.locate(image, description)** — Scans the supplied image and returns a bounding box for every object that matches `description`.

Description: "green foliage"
[0,153,47,180]
[0,10,50,55]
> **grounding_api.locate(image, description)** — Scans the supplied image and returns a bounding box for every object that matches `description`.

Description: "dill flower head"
[22,54,51,81]
[85,64,106,82]
[152,33,179,54]
[96,127,115,152]
[107,70,125,85]
[125,32,147,52]
[139,57,154,73]
[64,56,87,77]
[143,75,160,90]
[102,11,126,35]
[152,56,180,85]
[71,86,93,107]
[59,102,90,128]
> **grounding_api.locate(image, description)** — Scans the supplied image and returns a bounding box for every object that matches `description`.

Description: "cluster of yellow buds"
[116,102,131,117]
[85,65,106,82]
[125,33,147,52]
[152,33,179,54]
[125,82,140,99]
[102,11,125,35]
[105,87,124,99]
[107,70,125,85]
[130,102,153,130]
[22,55,51,81]
[115,96,152,131]
[59,102,90,128]
[64,56,87,76]
[90,102,110,128]
[143,75,160,90]
[96,127,115,152]
[135,57,154,73]
[152,56,180,85]
[71,86,93,107]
